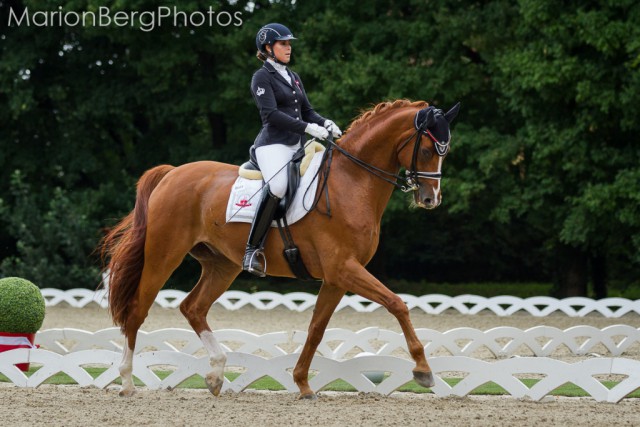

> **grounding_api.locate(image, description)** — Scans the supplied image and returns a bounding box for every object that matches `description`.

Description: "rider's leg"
[242,143,298,276]
[255,143,299,199]
[242,186,280,276]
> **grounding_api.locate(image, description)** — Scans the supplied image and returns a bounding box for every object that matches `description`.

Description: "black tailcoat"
[251,61,326,147]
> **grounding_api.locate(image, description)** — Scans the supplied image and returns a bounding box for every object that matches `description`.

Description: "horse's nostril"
[423,198,432,206]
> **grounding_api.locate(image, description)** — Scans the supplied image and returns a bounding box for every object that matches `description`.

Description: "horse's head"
[399,103,460,209]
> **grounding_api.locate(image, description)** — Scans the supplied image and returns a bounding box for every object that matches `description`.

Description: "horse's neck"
[330,109,412,219]
[339,109,412,171]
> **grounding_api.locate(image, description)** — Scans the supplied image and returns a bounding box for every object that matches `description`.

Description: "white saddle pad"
[225,151,324,226]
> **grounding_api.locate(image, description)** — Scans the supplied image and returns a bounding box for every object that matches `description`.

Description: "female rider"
[243,23,342,277]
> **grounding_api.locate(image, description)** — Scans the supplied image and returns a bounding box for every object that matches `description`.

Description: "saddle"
[238,140,325,281]
[239,140,325,218]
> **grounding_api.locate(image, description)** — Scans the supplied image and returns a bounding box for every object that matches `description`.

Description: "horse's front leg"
[331,258,434,388]
[293,282,346,399]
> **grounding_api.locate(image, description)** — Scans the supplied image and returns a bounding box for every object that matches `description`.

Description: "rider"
[243,23,342,277]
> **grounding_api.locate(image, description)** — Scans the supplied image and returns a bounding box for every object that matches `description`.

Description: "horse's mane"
[346,99,429,133]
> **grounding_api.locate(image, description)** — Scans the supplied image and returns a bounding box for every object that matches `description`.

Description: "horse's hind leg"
[329,259,434,388]
[293,282,346,399]
[179,246,240,396]
[119,237,193,396]
[119,263,185,396]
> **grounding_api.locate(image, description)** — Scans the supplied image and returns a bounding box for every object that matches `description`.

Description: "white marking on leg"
[119,345,135,396]
[201,330,227,384]
[201,330,226,370]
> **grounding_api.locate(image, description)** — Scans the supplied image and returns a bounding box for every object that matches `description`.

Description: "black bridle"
[327,108,450,193]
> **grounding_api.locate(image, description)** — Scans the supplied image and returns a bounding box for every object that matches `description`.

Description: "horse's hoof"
[413,370,435,388]
[298,392,317,400]
[118,387,136,397]
[205,374,224,396]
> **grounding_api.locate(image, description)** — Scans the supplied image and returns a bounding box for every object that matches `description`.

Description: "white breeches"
[255,143,300,198]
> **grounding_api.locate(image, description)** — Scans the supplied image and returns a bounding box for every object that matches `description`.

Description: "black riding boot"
[243,187,281,277]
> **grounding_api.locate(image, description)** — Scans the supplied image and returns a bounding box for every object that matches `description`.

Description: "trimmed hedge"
[0,277,46,333]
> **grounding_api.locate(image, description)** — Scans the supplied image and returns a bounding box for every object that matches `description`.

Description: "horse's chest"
[340,222,382,260]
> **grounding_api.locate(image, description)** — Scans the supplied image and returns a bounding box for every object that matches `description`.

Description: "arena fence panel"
[1,348,639,402]
[40,289,640,317]
[2,326,640,401]
[33,326,640,358]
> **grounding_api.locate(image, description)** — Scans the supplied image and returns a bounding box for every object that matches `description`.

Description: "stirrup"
[245,249,267,277]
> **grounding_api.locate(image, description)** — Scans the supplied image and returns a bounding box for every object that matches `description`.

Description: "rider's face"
[268,40,292,64]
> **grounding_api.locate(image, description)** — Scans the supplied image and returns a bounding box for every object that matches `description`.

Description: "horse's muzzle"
[414,188,441,210]
[421,198,440,210]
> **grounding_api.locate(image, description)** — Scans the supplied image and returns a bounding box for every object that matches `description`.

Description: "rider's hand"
[324,119,342,138]
[305,123,329,140]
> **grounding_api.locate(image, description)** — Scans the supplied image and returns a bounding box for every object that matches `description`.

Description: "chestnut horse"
[100,99,459,398]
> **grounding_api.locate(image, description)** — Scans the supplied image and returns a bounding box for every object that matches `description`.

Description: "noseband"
[327,107,450,194]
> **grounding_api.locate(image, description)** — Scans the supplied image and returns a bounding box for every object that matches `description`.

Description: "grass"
[2,367,639,398]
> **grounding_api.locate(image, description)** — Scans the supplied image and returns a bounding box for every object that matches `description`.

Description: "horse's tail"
[100,164,175,331]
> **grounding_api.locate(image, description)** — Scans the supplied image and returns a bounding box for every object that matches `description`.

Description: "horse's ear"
[444,102,461,124]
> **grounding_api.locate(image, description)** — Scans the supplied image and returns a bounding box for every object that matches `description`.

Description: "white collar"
[267,58,288,73]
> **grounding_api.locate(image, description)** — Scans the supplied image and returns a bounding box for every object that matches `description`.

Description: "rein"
[329,131,422,193]
[328,108,448,193]
[306,107,450,216]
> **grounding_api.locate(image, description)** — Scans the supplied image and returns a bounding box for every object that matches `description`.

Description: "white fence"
[33,325,640,358]
[2,349,638,403]
[41,288,640,317]
[2,326,640,402]
[5,289,637,401]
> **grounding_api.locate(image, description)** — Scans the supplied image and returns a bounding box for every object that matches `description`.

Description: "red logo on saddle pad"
[235,198,252,208]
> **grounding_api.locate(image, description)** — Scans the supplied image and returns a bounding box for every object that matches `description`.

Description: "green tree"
[1,0,638,296]
[0,170,101,289]
[0,0,254,286]
[485,0,640,296]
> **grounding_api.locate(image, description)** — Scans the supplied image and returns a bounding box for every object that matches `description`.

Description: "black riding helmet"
[255,23,296,64]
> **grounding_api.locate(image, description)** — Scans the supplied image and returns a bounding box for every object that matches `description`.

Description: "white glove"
[324,119,342,138]
[305,122,329,140]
